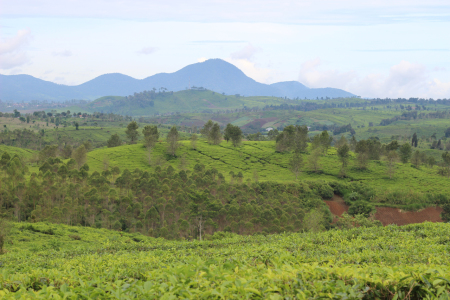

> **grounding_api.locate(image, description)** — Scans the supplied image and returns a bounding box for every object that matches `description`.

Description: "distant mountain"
[0,59,355,102]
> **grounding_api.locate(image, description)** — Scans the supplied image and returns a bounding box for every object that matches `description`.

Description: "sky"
[1,0,449,98]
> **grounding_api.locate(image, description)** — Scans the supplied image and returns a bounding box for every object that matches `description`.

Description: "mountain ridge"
[0,59,355,101]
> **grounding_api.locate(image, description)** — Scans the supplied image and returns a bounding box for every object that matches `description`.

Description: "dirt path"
[324,195,444,226]
[374,206,443,226]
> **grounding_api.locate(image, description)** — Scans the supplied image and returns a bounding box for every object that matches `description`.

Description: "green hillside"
[1,222,450,298]
[84,139,450,208]
[87,90,287,116]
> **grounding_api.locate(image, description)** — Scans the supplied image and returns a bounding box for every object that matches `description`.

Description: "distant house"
[265,127,274,131]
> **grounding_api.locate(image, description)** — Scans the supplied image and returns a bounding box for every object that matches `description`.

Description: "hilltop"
[0,59,354,101]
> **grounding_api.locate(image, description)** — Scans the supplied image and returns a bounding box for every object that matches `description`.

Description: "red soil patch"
[325,195,444,226]
[324,195,348,216]
[374,206,443,226]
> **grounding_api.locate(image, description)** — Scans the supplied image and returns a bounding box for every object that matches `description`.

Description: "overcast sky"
[1,0,449,98]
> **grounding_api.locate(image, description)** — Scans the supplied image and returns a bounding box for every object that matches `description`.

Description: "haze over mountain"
[0,59,354,102]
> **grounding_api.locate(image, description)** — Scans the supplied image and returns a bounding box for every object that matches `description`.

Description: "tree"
[0,218,11,254]
[319,130,332,155]
[201,120,214,142]
[289,152,303,179]
[427,156,436,168]
[411,133,418,147]
[224,124,242,147]
[442,152,450,178]
[39,145,58,161]
[166,126,180,156]
[190,134,198,150]
[107,133,122,148]
[445,127,450,138]
[267,129,279,141]
[276,125,308,153]
[385,150,398,179]
[355,140,369,170]
[72,145,87,169]
[142,125,159,149]
[210,123,222,145]
[62,144,73,159]
[75,122,79,130]
[125,121,139,144]
[411,150,422,168]
[308,147,322,172]
[399,143,412,163]
[337,144,350,177]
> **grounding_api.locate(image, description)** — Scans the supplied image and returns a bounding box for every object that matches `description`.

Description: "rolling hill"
[0,59,355,102]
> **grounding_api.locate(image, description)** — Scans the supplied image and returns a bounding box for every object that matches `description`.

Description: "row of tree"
[0,151,341,239]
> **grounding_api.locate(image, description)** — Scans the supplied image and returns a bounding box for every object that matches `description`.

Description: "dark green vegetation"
[1,222,450,298]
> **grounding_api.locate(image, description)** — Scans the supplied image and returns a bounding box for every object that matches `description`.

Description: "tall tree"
[385,150,398,179]
[411,150,422,168]
[411,133,418,147]
[399,143,412,163]
[355,140,369,170]
[308,147,322,173]
[224,124,243,147]
[442,152,450,178]
[142,125,159,149]
[337,144,350,177]
[166,126,180,156]
[319,130,332,155]
[201,120,214,142]
[72,145,87,169]
[289,152,303,179]
[125,121,139,144]
[190,134,198,149]
[210,123,222,145]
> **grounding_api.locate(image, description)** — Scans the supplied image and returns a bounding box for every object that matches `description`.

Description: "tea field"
[1,222,450,298]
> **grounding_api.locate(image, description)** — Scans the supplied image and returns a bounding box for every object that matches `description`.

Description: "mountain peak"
[0,60,354,101]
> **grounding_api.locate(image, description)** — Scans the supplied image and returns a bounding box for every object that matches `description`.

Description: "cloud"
[298,58,357,89]
[52,50,73,57]
[226,58,273,84]
[197,57,207,63]
[0,29,31,69]
[1,1,449,25]
[137,47,158,55]
[230,43,260,61]
[298,59,450,98]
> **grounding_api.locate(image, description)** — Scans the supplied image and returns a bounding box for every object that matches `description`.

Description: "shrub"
[306,181,334,199]
[348,201,375,218]
[69,234,81,240]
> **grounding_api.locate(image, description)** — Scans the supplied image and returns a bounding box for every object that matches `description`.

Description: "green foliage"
[399,143,412,163]
[106,133,122,148]
[125,121,139,143]
[2,222,450,298]
[348,201,375,217]
[224,123,242,147]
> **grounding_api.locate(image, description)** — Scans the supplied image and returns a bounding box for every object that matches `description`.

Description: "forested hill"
[0,59,354,101]
[87,89,290,116]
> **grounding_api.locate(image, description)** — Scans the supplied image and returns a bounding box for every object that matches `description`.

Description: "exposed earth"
[325,195,444,226]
